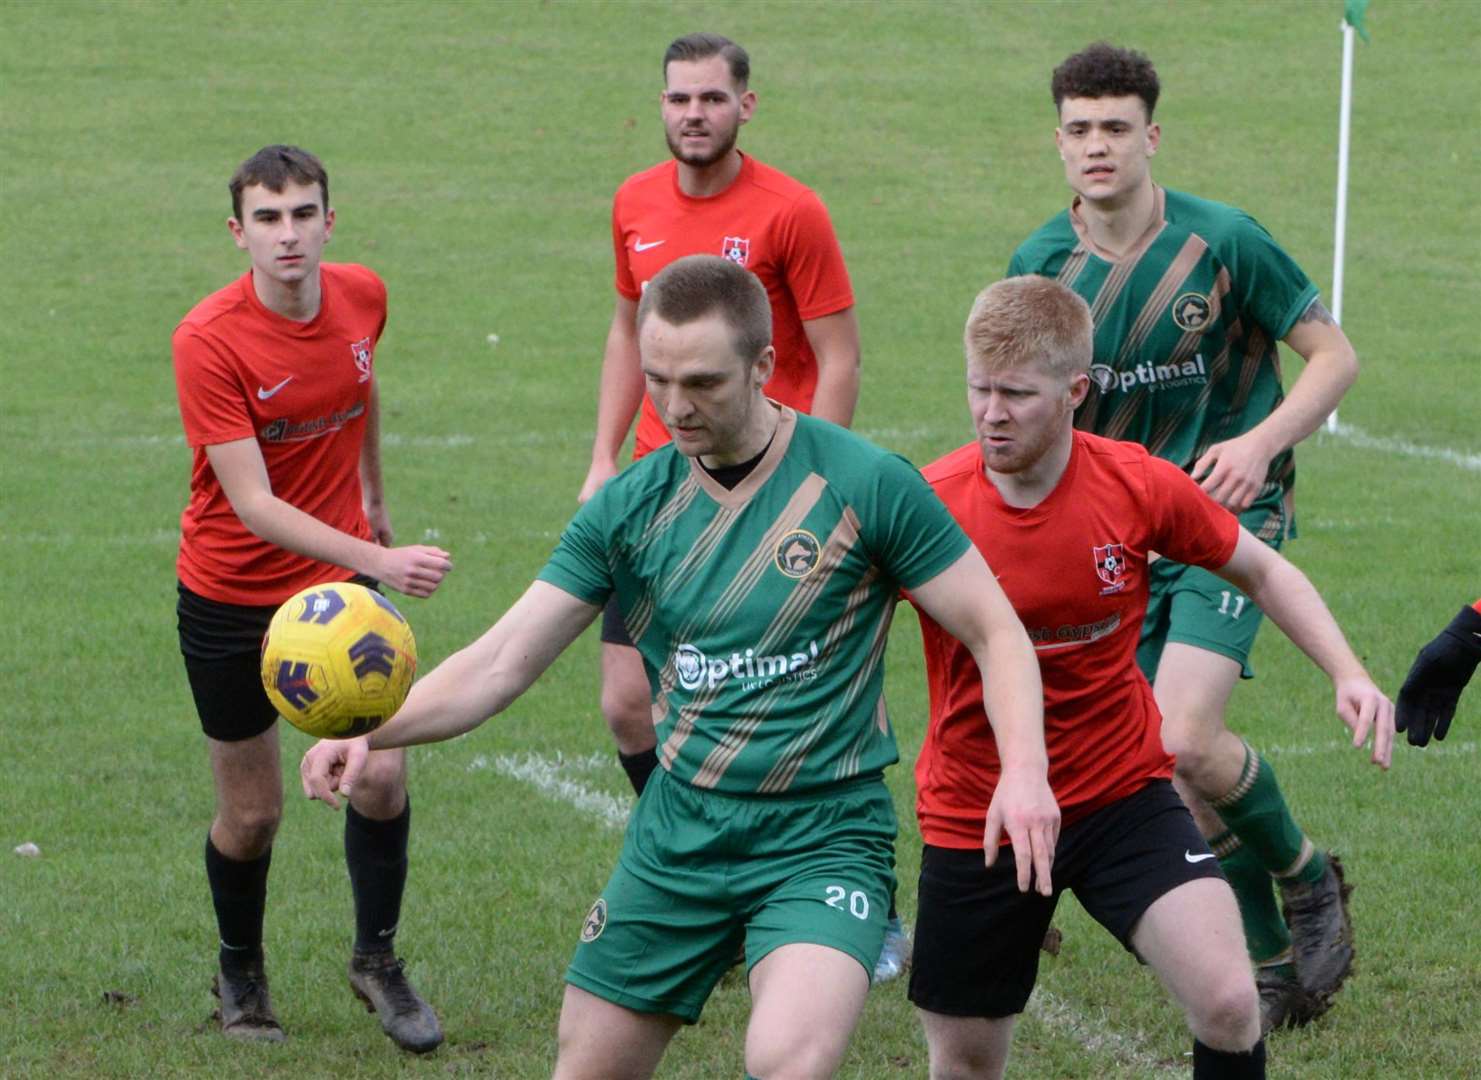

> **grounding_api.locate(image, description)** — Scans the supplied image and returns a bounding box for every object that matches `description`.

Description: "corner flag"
[1326,0,1371,432]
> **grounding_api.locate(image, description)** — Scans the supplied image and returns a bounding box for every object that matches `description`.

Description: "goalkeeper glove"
[1396,604,1481,746]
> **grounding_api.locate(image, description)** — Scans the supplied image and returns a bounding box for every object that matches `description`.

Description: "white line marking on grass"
[1027,989,1183,1074]
[469,751,631,831]
[382,433,476,448]
[1260,740,1476,757]
[1321,422,1481,472]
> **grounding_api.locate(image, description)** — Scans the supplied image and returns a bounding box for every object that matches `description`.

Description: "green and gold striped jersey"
[1009,187,1318,511]
[538,408,970,796]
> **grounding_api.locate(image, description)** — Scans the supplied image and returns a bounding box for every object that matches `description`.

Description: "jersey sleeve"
[777,190,854,320]
[861,454,973,589]
[1006,245,1026,277]
[172,328,256,447]
[535,492,615,606]
[1222,213,1319,341]
[1143,455,1241,569]
[611,194,640,301]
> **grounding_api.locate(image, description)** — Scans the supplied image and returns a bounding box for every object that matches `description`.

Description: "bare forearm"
[1235,556,1366,683]
[590,304,643,468]
[972,623,1048,774]
[802,308,861,428]
[234,489,386,580]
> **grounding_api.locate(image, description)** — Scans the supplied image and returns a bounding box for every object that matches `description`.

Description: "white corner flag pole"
[1326,17,1356,433]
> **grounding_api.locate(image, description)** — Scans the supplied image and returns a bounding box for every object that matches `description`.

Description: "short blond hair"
[964,276,1093,379]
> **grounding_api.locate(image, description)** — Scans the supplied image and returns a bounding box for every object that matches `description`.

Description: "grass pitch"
[2,2,1478,1077]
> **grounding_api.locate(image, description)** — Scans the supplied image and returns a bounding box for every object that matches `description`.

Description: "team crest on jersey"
[580,898,607,943]
[349,337,374,383]
[721,236,750,266]
[775,529,821,579]
[1093,543,1127,595]
[1172,292,1212,332]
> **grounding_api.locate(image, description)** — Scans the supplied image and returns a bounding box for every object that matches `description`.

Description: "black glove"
[1396,605,1481,746]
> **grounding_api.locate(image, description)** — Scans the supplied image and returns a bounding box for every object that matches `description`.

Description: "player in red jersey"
[906,277,1393,1079]
[173,145,452,1051]
[579,32,860,796]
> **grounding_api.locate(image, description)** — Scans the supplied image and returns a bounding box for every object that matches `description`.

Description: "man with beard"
[578,34,910,980]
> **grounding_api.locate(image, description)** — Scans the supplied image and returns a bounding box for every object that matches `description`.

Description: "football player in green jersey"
[301,255,1058,1078]
[1009,42,1368,1032]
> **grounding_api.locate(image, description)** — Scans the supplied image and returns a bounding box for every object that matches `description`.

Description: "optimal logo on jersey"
[774,529,821,579]
[721,236,750,266]
[674,640,822,692]
[349,336,374,383]
[580,898,607,943]
[1172,292,1212,332]
[1093,543,1127,595]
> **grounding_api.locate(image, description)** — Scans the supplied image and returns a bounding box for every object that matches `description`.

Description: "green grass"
[2,0,1478,1076]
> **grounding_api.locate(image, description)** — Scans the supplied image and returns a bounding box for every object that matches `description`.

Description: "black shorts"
[599,594,634,647]
[907,779,1223,1019]
[177,578,375,742]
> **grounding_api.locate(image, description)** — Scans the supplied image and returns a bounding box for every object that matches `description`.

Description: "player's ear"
[1054,127,1065,159]
[1145,122,1160,156]
[1068,372,1091,408]
[227,217,247,249]
[752,344,776,386]
[739,88,757,124]
[323,205,335,241]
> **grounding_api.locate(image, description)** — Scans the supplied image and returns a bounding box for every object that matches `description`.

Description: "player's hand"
[578,459,618,504]
[983,766,1060,896]
[364,499,394,546]
[300,736,371,810]
[1333,674,1395,768]
[376,544,453,598]
[1396,606,1481,746]
[1192,432,1276,513]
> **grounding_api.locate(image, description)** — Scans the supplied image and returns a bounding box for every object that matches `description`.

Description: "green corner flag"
[1345,0,1372,43]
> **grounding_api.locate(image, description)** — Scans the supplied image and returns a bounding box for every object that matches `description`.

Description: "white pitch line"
[1322,421,1481,472]
[469,751,632,831]
[1027,989,1183,1075]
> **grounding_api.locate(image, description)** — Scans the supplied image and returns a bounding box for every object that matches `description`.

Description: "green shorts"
[1137,498,1288,682]
[564,767,897,1023]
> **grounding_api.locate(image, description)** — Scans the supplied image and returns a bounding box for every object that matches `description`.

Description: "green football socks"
[1210,828,1290,964]
[1211,741,1327,886]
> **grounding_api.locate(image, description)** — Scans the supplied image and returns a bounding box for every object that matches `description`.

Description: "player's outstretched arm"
[1215,528,1394,768]
[1396,603,1481,747]
[580,296,643,503]
[301,581,601,807]
[801,307,861,428]
[911,548,1059,895]
[206,437,452,597]
[1193,299,1357,512]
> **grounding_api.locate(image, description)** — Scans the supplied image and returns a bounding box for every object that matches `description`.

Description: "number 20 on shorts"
[824,885,871,919]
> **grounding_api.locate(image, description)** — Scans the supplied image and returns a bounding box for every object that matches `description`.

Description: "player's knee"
[600,678,654,743]
[1186,969,1259,1050]
[1164,725,1221,784]
[927,1046,1005,1080]
[350,748,407,808]
[746,1031,851,1080]
[219,805,281,855]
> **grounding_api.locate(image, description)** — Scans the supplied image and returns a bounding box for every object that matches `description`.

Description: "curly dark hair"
[1051,43,1159,120]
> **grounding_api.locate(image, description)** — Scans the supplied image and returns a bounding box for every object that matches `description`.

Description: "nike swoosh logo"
[1185,851,1217,864]
[633,239,665,252]
[257,376,293,400]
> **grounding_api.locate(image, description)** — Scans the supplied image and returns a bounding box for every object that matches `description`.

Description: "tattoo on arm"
[1297,299,1337,326]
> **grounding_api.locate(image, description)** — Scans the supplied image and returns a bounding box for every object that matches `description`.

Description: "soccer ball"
[260,582,417,739]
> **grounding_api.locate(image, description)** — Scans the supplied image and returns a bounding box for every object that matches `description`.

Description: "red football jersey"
[913,431,1240,848]
[173,264,386,606]
[611,154,854,457]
